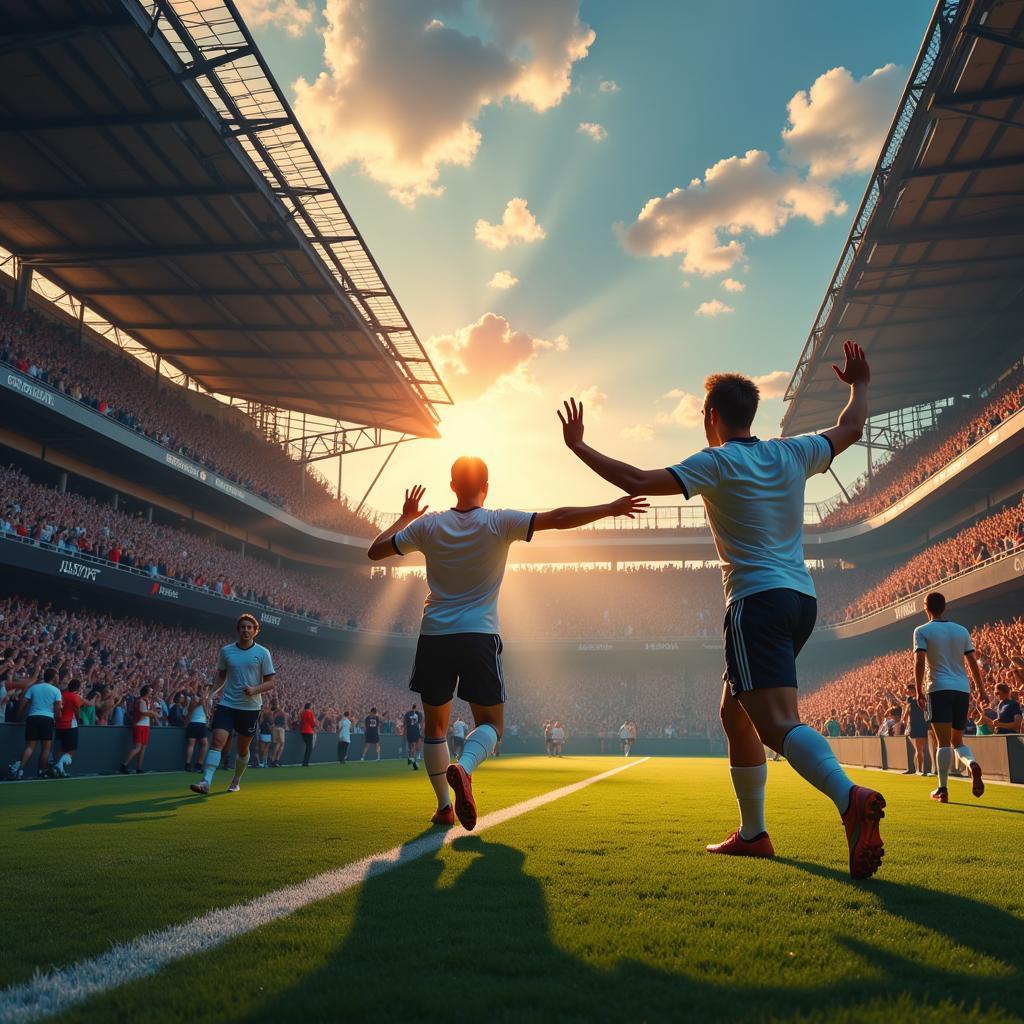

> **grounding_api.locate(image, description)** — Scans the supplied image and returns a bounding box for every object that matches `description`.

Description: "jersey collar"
[451,506,482,512]
[724,436,759,444]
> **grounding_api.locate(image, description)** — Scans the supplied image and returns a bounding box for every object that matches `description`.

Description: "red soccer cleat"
[930,787,949,803]
[431,804,455,826]
[446,763,477,830]
[841,785,886,879]
[706,830,775,858]
[970,762,985,798]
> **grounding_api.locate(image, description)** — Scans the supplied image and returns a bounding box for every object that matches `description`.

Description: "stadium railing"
[828,735,1024,784]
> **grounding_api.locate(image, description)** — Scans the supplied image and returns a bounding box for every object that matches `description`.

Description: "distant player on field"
[451,715,467,759]
[913,592,986,803]
[404,704,422,769]
[362,707,382,760]
[368,457,647,829]
[557,341,886,878]
[191,614,276,795]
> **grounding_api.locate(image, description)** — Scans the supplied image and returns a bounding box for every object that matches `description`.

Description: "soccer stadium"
[1,1,1022,1021]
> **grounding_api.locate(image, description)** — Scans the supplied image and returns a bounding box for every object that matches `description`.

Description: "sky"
[236,0,935,517]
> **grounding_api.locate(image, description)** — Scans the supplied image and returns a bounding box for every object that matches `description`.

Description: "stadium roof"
[782,0,1024,436]
[0,0,450,438]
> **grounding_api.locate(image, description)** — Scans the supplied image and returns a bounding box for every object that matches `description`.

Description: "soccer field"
[2,757,1022,1024]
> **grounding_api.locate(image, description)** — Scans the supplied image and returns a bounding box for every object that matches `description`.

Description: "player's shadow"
[946,800,1024,815]
[20,793,208,831]
[237,831,1021,1024]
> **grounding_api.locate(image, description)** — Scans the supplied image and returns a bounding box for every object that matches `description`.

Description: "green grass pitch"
[2,756,1022,1023]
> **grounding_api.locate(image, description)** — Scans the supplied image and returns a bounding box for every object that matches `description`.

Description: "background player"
[404,704,422,769]
[556,341,886,879]
[120,684,154,775]
[367,458,647,829]
[913,591,987,803]
[184,684,210,773]
[191,614,276,795]
[7,664,61,781]
[900,682,930,775]
[362,707,382,760]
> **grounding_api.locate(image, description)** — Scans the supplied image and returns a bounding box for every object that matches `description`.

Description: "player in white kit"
[913,592,987,803]
[368,458,647,828]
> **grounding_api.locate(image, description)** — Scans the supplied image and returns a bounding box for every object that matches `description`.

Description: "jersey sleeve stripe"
[525,511,538,542]
[391,535,403,556]
[666,465,689,498]
[820,433,836,469]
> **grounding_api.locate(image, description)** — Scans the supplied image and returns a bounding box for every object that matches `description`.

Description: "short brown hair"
[925,592,946,615]
[451,456,488,498]
[704,373,759,430]
[236,613,260,633]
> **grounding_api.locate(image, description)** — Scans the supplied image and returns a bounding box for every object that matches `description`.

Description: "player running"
[191,614,276,795]
[367,457,647,829]
[557,341,886,879]
[913,592,987,803]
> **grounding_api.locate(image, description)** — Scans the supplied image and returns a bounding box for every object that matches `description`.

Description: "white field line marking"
[0,757,649,1024]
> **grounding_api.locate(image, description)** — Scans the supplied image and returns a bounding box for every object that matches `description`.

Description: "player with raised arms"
[556,341,886,879]
[913,591,987,803]
[368,456,648,829]
[190,613,276,796]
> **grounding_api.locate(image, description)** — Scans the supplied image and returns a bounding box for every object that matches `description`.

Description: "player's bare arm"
[244,674,277,697]
[914,650,927,709]
[822,341,870,458]
[964,651,986,704]
[557,398,681,495]
[367,486,428,561]
[533,495,650,532]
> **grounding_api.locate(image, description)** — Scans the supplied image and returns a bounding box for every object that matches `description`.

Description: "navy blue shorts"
[409,633,506,707]
[723,589,817,697]
[925,690,970,730]
[211,705,260,737]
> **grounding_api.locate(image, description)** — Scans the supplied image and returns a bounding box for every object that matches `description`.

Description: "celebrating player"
[913,592,986,803]
[191,614,276,796]
[557,341,886,879]
[367,457,648,829]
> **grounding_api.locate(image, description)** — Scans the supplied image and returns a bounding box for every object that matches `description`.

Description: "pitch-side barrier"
[827,735,1024,784]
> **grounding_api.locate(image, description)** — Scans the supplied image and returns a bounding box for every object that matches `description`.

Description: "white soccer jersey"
[667,434,833,606]
[393,507,536,634]
[913,620,974,693]
[452,720,468,739]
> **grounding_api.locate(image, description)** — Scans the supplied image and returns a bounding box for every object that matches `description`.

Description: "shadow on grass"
[946,801,1024,815]
[235,834,1021,1024]
[20,792,222,831]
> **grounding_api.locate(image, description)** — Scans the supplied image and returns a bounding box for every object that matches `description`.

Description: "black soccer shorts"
[925,690,970,731]
[211,705,260,736]
[409,632,506,707]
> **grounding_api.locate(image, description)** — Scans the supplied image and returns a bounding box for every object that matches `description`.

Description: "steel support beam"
[17,241,299,266]
[117,323,358,333]
[876,221,1024,245]
[901,154,1024,179]
[147,347,371,359]
[75,286,333,297]
[176,47,253,79]
[0,112,203,132]
[0,184,259,203]
[963,25,1024,52]
[933,84,1024,107]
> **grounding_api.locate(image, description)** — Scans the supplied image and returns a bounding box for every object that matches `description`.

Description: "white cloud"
[721,278,745,293]
[578,384,607,416]
[783,64,904,181]
[696,299,734,317]
[487,270,519,290]
[429,312,567,400]
[621,64,901,275]
[236,0,315,36]
[622,150,846,275]
[658,389,704,428]
[293,1,594,205]
[578,121,607,142]
[599,79,620,93]
[621,423,654,442]
[475,198,546,250]
[750,369,791,399]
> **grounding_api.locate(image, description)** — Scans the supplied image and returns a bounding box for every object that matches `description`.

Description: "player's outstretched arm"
[557,398,680,495]
[367,485,428,561]
[533,495,650,532]
[822,341,870,459]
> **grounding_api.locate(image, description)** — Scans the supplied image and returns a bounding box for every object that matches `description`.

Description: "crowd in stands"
[0,463,382,625]
[0,595,721,752]
[820,362,1024,527]
[0,305,379,536]
[818,495,1024,623]
[800,617,1024,737]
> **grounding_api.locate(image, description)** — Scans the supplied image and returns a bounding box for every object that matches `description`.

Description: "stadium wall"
[0,724,723,775]
[828,736,1024,784]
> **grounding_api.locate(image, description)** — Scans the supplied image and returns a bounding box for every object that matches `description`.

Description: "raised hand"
[610,495,650,519]
[402,485,428,519]
[832,340,870,385]
[557,398,585,449]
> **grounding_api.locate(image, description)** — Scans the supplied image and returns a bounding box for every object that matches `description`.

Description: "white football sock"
[936,746,952,788]
[782,725,855,814]
[459,724,498,775]
[423,738,451,808]
[954,744,975,767]
[730,764,768,840]
[202,749,221,786]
